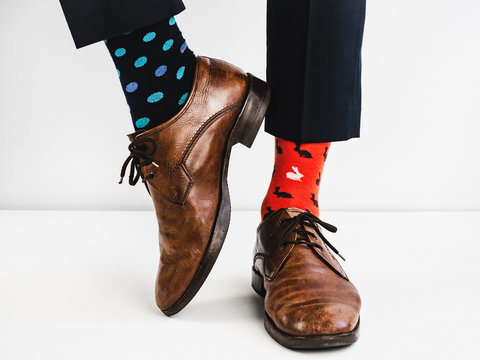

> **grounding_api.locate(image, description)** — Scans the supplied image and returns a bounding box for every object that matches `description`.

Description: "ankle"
[261,137,330,220]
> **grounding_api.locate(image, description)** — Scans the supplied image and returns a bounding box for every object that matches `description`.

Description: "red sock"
[261,138,331,220]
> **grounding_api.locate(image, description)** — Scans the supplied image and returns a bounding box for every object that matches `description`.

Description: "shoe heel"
[231,74,271,148]
[251,267,266,297]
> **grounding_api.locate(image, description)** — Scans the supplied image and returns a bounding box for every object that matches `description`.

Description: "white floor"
[0,210,479,359]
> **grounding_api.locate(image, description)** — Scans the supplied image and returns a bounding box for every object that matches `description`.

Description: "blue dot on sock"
[114,48,126,57]
[134,56,148,68]
[143,32,156,42]
[169,17,176,26]
[178,92,189,105]
[117,69,120,77]
[147,92,164,103]
[136,117,150,129]
[126,82,138,93]
[155,65,167,77]
[180,42,187,54]
[176,66,185,80]
[163,39,174,51]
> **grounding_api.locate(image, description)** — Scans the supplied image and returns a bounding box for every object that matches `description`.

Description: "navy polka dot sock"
[105,17,196,131]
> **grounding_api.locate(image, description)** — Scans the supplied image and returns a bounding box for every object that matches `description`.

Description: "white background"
[1,0,479,211]
[1,210,479,359]
[1,2,480,359]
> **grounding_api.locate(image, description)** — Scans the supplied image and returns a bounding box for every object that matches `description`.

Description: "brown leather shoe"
[119,56,270,316]
[252,208,361,349]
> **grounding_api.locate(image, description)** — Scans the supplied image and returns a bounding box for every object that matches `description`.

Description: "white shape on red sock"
[286,166,304,182]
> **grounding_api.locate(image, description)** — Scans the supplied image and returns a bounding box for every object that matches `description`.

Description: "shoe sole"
[161,74,271,316]
[251,267,360,349]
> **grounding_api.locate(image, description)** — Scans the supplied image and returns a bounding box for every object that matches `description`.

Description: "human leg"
[255,0,366,349]
[59,0,271,315]
[105,17,196,130]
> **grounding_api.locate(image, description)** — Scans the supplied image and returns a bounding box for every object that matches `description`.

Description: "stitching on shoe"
[180,103,241,164]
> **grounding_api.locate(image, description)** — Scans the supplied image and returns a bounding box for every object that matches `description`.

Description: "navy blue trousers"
[60,0,366,143]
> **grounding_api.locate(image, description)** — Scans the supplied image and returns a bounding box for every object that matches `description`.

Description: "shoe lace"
[275,212,346,261]
[119,138,159,186]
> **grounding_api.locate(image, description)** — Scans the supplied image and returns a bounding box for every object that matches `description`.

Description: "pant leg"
[265,0,366,143]
[59,0,185,48]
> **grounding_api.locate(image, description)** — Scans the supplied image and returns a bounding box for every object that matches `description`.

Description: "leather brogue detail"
[253,207,361,349]
[121,56,271,315]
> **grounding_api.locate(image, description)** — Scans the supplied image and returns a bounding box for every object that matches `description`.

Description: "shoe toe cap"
[272,302,359,336]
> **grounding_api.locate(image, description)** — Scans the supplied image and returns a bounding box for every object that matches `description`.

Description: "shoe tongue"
[283,207,307,218]
[283,209,349,280]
